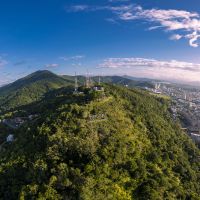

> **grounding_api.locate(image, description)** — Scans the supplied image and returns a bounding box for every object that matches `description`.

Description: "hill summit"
[0,70,73,112]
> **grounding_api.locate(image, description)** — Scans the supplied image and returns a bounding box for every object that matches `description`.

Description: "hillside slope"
[0,70,73,112]
[0,85,199,199]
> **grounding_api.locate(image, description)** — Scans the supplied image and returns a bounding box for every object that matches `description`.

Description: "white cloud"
[65,4,134,13]
[112,5,200,47]
[170,34,182,40]
[72,63,82,66]
[66,3,200,47]
[59,55,85,61]
[66,5,89,12]
[99,57,200,82]
[100,57,200,72]
[46,63,59,68]
[185,31,200,47]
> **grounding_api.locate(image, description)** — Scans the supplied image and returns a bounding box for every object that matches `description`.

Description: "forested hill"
[0,84,199,199]
[0,70,73,112]
[0,70,154,113]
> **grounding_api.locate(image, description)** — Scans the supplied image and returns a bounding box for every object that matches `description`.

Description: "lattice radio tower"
[86,70,90,88]
[74,72,78,92]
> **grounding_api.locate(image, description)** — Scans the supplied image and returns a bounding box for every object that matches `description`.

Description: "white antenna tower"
[155,83,157,90]
[86,70,90,88]
[74,72,78,92]
[98,76,101,85]
[89,72,93,86]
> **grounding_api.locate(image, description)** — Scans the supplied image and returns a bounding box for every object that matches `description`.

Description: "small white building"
[6,134,14,142]
[93,86,104,92]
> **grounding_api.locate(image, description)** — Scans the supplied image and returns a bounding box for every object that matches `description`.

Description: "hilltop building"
[93,86,104,92]
[72,73,104,95]
[92,76,104,91]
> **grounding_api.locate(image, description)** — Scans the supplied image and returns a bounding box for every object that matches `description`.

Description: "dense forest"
[0,83,199,199]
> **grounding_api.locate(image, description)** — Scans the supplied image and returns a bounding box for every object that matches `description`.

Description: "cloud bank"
[59,55,85,61]
[98,57,200,82]
[116,5,200,47]
[100,57,200,72]
[46,63,59,68]
[66,3,200,47]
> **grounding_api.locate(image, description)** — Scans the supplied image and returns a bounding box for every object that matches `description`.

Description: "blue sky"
[1,0,200,85]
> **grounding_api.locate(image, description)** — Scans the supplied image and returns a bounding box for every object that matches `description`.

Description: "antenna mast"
[86,70,90,88]
[98,76,101,85]
[74,72,78,92]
